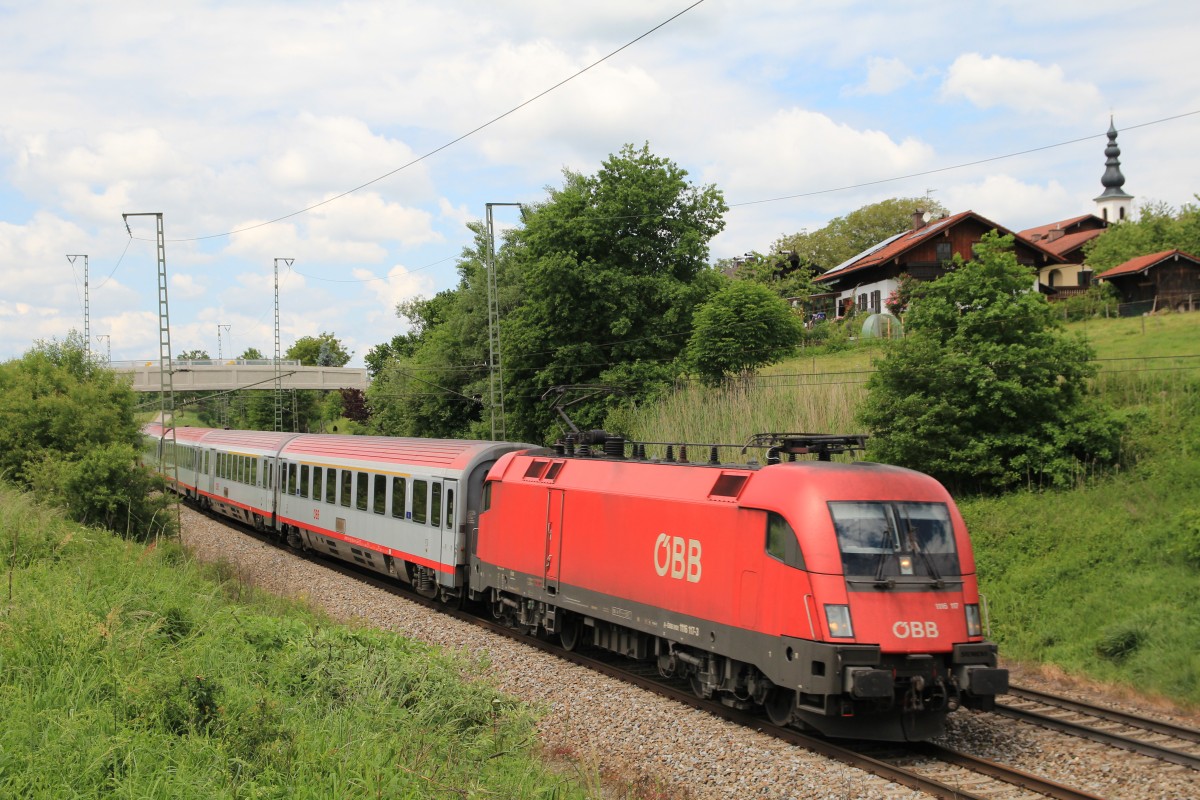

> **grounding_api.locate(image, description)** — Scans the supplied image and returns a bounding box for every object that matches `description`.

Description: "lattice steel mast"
[485,203,520,441]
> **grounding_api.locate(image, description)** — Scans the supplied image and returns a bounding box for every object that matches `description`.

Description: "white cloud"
[847,57,919,96]
[939,174,1074,232]
[941,53,1104,119]
[171,273,206,299]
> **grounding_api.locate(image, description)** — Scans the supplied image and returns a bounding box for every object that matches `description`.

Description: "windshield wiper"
[873,527,894,589]
[901,512,944,588]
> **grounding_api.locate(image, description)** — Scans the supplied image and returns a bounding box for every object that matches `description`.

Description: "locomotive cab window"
[765,512,804,569]
[829,501,960,581]
[481,481,493,513]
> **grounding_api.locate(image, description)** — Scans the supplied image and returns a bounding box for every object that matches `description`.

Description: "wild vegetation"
[0,332,171,539]
[0,486,591,798]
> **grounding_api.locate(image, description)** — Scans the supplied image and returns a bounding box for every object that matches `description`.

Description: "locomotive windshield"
[829,501,961,584]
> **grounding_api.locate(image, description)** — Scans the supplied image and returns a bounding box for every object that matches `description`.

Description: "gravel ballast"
[179,507,1198,800]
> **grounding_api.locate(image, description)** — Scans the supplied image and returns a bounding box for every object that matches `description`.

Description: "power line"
[259,109,1199,285]
[153,1,708,245]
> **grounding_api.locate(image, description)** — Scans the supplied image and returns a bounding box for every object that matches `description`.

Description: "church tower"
[1094,118,1134,223]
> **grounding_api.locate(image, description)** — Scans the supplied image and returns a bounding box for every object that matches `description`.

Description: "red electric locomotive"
[143,423,1005,741]
[473,433,1007,741]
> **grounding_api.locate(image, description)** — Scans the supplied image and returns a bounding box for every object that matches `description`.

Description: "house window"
[857,293,867,311]
[936,241,952,262]
[870,290,881,313]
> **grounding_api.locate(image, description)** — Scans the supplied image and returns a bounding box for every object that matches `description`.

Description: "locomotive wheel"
[559,613,582,651]
[764,687,795,727]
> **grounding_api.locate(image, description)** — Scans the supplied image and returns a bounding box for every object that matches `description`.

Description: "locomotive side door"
[544,489,564,594]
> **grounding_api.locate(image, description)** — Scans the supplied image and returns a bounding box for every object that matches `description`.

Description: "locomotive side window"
[765,512,805,569]
[373,474,386,514]
[829,502,960,580]
[340,470,352,507]
[325,468,336,504]
[524,460,548,479]
[312,466,323,500]
[356,471,368,511]
[391,477,407,518]
[300,465,310,497]
[431,483,442,527]
[413,479,428,524]
[481,481,493,512]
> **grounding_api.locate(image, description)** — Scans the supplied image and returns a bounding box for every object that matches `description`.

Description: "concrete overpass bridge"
[111,359,369,392]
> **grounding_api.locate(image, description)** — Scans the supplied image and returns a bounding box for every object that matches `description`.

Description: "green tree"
[367,224,500,439]
[774,196,949,271]
[286,333,352,367]
[1084,198,1200,272]
[239,347,264,360]
[176,349,210,360]
[0,332,172,539]
[858,232,1124,494]
[364,290,457,379]
[687,280,804,385]
[501,142,727,442]
[731,250,817,300]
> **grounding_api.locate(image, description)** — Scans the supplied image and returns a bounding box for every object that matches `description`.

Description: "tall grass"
[0,486,590,798]
[609,373,868,457]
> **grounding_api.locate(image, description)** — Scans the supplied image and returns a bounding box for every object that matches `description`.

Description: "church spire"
[1094,117,1133,223]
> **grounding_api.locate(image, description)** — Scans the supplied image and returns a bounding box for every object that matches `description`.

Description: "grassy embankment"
[617,312,1200,708]
[0,489,591,798]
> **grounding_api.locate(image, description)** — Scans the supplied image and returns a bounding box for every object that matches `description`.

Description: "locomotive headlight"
[825,604,854,639]
[965,604,982,637]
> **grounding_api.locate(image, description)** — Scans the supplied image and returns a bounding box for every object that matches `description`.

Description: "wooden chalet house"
[813,210,1064,318]
[1096,249,1200,314]
[1018,214,1107,296]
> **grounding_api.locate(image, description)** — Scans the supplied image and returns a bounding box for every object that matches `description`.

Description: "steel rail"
[996,686,1200,770]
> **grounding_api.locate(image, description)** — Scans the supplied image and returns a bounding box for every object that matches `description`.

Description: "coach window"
[372,474,386,514]
[312,467,323,501]
[766,511,805,569]
[356,471,368,511]
[413,479,428,524]
[391,477,407,518]
[445,488,455,529]
[289,463,299,495]
[340,470,352,507]
[300,465,310,497]
[326,468,336,504]
[204,451,210,475]
[431,483,442,527]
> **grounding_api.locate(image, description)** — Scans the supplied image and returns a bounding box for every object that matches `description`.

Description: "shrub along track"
[178,504,1199,800]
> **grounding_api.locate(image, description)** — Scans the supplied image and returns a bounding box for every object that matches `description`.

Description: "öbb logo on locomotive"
[653,533,702,582]
[892,620,940,639]
[142,424,1009,742]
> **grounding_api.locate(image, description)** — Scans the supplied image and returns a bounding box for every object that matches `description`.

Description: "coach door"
[544,489,564,594]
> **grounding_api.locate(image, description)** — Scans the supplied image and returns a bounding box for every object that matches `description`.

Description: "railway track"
[197,506,1140,800]
[995,685,1200,770]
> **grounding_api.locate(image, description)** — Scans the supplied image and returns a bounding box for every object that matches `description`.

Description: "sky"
[2,0,1198,367]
